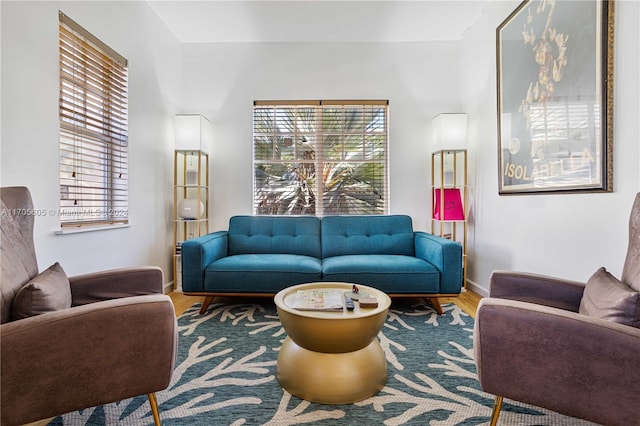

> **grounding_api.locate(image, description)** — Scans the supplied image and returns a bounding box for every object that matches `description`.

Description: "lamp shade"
[175,114,211,153]
[433,188,465,220]
[178,198,205,220]
[432,113,467,151]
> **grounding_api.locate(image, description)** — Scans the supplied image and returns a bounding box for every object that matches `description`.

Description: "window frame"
[58,11,129,229]
[253,100,389,216]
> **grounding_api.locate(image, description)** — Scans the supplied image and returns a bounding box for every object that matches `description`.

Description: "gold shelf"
[431,149,467,288]
[173,150,209,291]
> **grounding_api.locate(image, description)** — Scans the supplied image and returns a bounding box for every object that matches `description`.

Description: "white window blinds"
[58,11,128,227]
[253,100,389,216]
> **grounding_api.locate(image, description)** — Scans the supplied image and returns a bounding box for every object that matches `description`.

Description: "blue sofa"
[182,215,462,314]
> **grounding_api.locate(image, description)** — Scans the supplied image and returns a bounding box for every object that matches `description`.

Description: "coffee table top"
[275,282,391,320]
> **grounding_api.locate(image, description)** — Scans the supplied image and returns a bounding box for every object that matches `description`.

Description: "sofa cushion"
[321,215,415,258]
[204,254,322,293]
[579,267,640,328]
[228,216,321,258]
[322,254,440,294]
[11,262,72,320]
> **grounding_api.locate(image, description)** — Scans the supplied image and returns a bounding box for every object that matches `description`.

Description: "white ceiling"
[146,0,490,43]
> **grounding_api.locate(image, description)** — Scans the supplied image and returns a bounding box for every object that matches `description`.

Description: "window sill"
[55,223,130,235]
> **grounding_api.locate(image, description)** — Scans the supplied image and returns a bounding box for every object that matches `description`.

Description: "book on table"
[290,289,345,311]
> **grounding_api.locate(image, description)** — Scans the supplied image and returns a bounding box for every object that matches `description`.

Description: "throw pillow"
[579,267,640,328]
[11,262,72,320]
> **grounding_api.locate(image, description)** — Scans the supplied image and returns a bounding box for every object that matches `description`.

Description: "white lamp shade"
[432,113,467,151]
[178,198,205,219]
[175,114,211,153]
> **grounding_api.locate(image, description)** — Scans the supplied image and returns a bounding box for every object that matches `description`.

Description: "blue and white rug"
[51,300,595,425]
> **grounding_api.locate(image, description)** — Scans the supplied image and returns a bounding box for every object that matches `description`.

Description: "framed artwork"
[496,0,614,194]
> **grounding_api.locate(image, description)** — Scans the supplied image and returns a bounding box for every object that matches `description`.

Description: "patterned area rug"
[51,300,595,425]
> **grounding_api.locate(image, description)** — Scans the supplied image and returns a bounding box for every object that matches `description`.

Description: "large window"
[58,12,128,228]
[253,100,388,216]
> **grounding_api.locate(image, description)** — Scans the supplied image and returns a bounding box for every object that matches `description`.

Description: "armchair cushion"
[11,262,71,320]
[579,267,640,328]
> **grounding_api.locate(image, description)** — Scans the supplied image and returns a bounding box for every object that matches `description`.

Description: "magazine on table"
[290,289,345,311]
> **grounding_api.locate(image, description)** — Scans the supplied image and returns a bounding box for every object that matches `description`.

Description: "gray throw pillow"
[579,267,640,328]
[11,262,72,320]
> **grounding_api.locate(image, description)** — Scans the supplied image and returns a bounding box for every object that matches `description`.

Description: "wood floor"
[169,289,482,318]
[442,289,482,318]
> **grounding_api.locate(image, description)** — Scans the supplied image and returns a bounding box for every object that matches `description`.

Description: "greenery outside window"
[58,12,128,228]
[253,100,389,216]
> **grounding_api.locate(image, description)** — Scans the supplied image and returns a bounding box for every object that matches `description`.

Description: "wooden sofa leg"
[148,393,161,426]
[490,395,503,426]
[425,297,443,315]
[200,296,214,314]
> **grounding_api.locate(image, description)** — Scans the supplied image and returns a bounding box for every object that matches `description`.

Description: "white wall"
[180,41,463,232]
[4,1,637,293]
[1,1,181,280]
[461,0,640,294]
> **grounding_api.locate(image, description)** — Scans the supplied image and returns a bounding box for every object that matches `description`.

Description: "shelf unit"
[431,149,467,288]
[173,150,209,291]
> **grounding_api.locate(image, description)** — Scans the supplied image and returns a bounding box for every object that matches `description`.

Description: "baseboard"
[164,281,175,295]
[465,279,488,297]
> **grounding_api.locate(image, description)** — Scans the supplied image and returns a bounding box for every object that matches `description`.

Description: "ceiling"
[146,0,490,43]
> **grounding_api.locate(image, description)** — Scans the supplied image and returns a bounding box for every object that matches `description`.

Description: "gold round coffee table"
[274,282,391,404]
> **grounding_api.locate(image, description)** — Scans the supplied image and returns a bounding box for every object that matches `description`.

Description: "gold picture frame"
[497,0,614,194]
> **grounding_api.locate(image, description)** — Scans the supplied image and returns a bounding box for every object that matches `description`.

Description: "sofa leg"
[200,296,214,314]
[148,393,161,426]
[425,297,443,314]
[489,395,503,426]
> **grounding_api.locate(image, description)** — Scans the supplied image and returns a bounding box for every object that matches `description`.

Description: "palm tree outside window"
[253,100,389,216]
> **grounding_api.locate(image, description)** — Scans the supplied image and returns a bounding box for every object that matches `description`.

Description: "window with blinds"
[58,12,128,228]
[253,100,389,216]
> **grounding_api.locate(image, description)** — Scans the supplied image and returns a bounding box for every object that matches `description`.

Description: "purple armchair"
[1,187,178,425]
[474,194,640,426]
